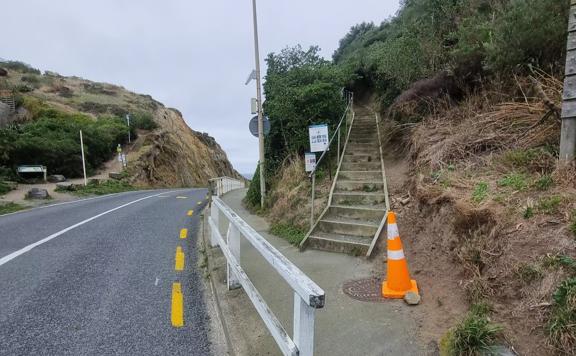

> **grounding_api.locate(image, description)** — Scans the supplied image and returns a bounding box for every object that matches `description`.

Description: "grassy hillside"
[247,0,574,354]
[0,60,241,188]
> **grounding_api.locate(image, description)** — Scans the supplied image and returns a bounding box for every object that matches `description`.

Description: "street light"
[251,0,266,208]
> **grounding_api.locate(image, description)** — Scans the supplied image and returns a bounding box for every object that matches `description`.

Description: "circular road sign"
[249,116,271,137]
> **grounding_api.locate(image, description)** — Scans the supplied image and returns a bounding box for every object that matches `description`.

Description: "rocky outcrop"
[129,107,242,187]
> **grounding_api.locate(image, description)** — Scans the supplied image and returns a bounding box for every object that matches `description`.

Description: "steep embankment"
[0,62,241,187]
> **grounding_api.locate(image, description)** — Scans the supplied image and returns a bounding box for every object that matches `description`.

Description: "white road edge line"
[0,191,175,267]
[0,188,197,219]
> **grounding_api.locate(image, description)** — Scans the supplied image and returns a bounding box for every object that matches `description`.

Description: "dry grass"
[267,155,332,232]
[410,73,561,170]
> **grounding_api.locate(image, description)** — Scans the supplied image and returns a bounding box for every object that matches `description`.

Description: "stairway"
[303,107,388,257]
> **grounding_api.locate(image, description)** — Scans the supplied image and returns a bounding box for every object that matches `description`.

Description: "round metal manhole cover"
[343,277,386,303]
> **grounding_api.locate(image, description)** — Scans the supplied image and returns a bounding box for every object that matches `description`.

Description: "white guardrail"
[209,196,325,356]
[209,176,245,197]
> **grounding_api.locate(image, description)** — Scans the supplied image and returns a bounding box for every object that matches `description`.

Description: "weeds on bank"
[0,202,27,215]
[270,223,306,245]
[547,278,576,353]
[471,182,488,204]
[498,173,528,191]
[440,303,502,356]
[537,196,563,215]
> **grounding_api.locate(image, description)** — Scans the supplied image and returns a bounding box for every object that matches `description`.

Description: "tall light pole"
[252,0,266,208]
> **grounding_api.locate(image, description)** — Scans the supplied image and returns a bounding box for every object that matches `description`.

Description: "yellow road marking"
[179,228,188,239]
[175,246,185,271]
[187,210,193,216]
[197,201,201,205]
[171,282,184,327]
[176,196,187,199]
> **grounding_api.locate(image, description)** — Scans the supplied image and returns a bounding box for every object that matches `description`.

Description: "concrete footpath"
[203,189,426,356]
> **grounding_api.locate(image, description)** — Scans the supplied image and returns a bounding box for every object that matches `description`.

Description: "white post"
[310,173,315,228]
[227,223,241,290]
[126,114,131,144]
[293,292,315,356]
[79,130,87,186]
[210,203,220,247]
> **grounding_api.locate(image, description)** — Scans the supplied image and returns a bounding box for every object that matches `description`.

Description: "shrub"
[130,112,157,131]
[244,164,262,210]
[0,60,41,74]
[0,105,129,177]
[67,180,136,196]
[535,175,554,191]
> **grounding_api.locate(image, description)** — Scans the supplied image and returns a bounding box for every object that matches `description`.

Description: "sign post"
[308,124,329,153]
[80,130,87,186]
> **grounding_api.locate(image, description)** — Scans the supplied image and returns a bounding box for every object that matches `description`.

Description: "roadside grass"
[534,174,554,191]
[515,263,543,283]
[547,278,576,353]
[270,223,306,245]
[59,180,137,196]
[0,202,27,215]
[440,302,502,356]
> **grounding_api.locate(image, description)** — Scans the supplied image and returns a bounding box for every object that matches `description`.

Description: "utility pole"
[79,130,87,186]
[560,0,576,161]
[252,0,266,208]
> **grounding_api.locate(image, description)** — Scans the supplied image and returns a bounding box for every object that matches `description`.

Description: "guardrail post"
[226,223,241,290]
[210,202,220,247]
[293,292,315,356]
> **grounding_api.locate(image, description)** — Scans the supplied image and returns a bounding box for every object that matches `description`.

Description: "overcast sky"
[2,0,400,174]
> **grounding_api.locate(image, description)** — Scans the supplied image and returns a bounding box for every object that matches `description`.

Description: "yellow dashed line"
[179,228,188,239]
[171,283,184,327]
[175,246,185,271]
[187,210,193,216]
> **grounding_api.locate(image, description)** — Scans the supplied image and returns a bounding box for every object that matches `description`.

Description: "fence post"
[210,203,220,247]
[226,223,241,289]
[337,127,341,164]
[293,291,315,356]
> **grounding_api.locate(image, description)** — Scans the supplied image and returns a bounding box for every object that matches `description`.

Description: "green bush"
[130,112,157,131]
[0,103,129,178]
[66,180,136,196]
[0,202,26,215]
[472,182,488,203]
[244,165,262,209]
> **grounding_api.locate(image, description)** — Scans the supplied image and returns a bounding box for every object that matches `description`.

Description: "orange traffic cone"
[382,211,419,299]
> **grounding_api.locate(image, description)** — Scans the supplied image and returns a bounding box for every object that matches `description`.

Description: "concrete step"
[335,180,383,193]
[325,205,385,224]
[332,191,387,206]
[348,138,378,144]
[306,232,371,256]
[341,161,381,171]
[338,170,382,181]
[342,154,376,163]
[317,218,379,237]
[345,147,379,156]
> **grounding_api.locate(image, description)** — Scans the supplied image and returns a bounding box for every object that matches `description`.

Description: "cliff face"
[0,61,242,187]
[130,106,242,187]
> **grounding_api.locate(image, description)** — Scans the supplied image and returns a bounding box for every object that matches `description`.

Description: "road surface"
[0,189,212,355]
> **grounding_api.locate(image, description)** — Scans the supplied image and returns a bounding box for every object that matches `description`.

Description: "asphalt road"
[0,189,212,355]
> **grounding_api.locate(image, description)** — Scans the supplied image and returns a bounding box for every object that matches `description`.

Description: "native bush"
[0,103,129,177]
